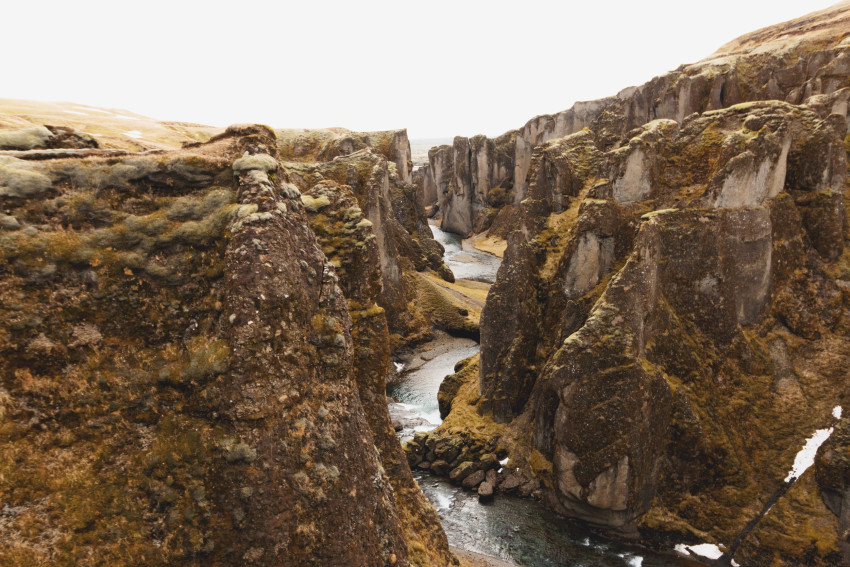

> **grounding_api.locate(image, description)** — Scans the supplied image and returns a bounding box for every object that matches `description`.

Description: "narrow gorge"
[2,3,850,567]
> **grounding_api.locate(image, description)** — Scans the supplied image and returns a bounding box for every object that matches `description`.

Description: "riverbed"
[388,225,703,567]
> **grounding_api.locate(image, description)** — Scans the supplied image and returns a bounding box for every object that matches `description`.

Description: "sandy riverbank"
[453,547,519,567]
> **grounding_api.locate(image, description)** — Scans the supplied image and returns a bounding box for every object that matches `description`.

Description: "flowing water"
[430,224,501,283]
[388,225,703,567]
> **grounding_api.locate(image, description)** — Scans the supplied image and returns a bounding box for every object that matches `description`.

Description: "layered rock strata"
[0,124,452,566]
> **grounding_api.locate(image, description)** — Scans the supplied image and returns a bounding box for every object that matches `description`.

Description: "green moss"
[231,153,278,173]
[300,194,331,212]
[181,337,230,383]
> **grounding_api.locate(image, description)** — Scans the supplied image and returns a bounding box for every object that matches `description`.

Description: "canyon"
[2,2,850,567]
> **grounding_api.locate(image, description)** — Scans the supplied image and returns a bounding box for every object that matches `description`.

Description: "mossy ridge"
[0,187,238,284]
[0,123,459,566]
[411,272,479,340]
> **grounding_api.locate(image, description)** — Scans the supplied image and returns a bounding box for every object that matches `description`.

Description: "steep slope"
[279,129,468,348]
[434,5,850,566]
[0,124,453,566]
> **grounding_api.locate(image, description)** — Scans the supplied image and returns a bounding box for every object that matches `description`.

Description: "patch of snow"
[115,114,141,121]
[78,107,112,114]
[834,406,843,419]
[500,457,509,466]
[124,130,143,139]
[785,426,834,482]
[63,110,88,116]
[394,362,404,372]
[675,543,724,560]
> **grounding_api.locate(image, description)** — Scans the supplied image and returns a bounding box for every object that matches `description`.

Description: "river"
[388,224,703,567]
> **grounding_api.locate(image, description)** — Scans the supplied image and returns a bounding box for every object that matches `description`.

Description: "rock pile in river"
[434,4,850,566]
[404,430,540,502]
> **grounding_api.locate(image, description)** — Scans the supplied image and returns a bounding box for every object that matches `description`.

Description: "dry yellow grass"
[418,271,489,325]
[0,98,221,151]
[469,233,507,258]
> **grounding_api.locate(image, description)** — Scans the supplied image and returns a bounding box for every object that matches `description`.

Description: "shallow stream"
[387,226,703,567]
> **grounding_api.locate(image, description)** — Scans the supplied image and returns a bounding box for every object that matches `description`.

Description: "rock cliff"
[0,124,452,566]
[442,5,850,565]
[424,2,850,237]
[279,132,460,347]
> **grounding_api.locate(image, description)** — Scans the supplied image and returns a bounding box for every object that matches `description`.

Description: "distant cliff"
[420,2,850,237]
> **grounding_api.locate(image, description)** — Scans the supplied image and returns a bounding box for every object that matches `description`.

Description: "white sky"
[1,0,840,140]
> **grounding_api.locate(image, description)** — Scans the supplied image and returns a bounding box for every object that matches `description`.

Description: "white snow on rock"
[675,543,738,564]
[124,131,143,139]
[674,543,723,559]
[784,407,842,482]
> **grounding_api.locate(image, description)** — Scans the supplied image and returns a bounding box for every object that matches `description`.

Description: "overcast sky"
[2,0,840,140]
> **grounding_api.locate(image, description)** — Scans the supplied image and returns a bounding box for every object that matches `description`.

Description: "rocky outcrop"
[0,124,452,566]
[284,145,455,347]
[426,2,850,237]
[0,125,99,151]
[277,127,413,183]
[302,180,452,566]
[427,134,514,237]
[468,85,850,563]
[414,164,438,212]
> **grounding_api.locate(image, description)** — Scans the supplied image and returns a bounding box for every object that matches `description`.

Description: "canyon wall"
[424,3,850,237]
[0,125,453,566]
[434,4,850,566]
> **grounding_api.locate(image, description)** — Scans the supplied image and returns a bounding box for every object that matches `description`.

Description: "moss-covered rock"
[0,125,453,566]
[468,88,850,564]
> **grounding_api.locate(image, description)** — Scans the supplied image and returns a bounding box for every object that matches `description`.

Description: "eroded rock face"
[284,145,453,347]
[277,127,413,183]
[431,133,514,237]
[473,92,850,564]
[302,181,452,566]
[0,124,450,566]
[425,3,850,237]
